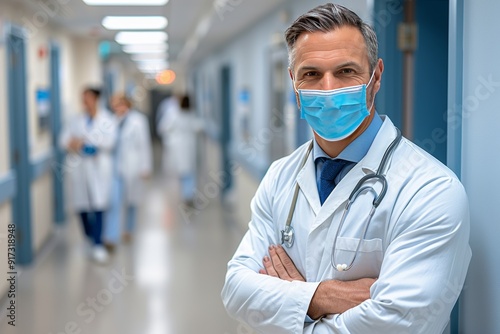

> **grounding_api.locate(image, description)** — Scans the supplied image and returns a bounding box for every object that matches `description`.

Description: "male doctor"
[222,3,471,333]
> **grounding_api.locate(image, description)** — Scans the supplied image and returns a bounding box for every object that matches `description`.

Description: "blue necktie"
[319,158,348,205]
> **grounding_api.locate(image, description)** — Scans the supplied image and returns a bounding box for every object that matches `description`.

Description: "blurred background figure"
[104,94,152,250]
[156,94,180,175]
[160,94,203,207]
[59,87,117,263]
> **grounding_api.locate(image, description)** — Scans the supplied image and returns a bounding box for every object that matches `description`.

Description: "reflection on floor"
[0,173,252,334]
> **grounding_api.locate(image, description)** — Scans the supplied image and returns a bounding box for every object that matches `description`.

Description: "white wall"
[460,0,500,332]
[68,37,102,115]
[23,10,59,253]
[104,56,152,115]
[26,25,51,157]
[31,174,53,252]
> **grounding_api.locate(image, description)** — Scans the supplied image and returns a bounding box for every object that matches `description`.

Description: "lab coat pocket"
[333,237,383,280]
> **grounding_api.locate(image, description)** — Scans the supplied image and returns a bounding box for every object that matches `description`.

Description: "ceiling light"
[137,63,168,72]
[156,70,176,85]
[102,16,167,30]
[115,31,167,45]
[131,53,168,62]
[83,0,168,5]
[122,44,168,54]
[136,60,169,70]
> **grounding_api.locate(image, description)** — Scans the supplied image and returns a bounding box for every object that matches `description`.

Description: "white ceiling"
[14,0,286,70]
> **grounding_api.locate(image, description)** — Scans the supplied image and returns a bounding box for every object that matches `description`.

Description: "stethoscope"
[281,128,402,272]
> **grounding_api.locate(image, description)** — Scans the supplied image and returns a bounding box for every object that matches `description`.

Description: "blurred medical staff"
[104,94,152,249]
[59,87,117,263]
[160,95,203,206]
[156,94,180,175]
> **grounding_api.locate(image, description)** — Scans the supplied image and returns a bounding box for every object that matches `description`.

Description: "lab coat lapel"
[359,116,398,173]
[310,116,398,232]
[296,151,321,216]
[312,166,364,231]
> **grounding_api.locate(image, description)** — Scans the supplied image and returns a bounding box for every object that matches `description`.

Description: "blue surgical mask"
[295,71,375,141]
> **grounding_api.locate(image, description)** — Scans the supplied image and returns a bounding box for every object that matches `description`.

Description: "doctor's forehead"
[293,27,369,70]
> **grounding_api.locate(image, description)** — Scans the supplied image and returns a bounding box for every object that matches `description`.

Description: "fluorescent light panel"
[136,61,169,69]
[136,59,169,66]
[122,44,168,54]
[83,0,168,5]
[102,16,167,30]
[140,69,168,74]
[137,65,169,72]
[131,53,168,62]
[115,31,167,45]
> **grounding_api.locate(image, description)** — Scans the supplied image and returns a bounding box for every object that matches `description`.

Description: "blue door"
[374,0,448,164]
[413,0,449,164]
[7,27,33,264]
[220,66,232,194]
[50,43,65,224]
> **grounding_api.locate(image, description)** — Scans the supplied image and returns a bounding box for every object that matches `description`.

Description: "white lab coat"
[115,110,152,205]
[159,109,202,175]
[222,116,471,334]
[59,110,117,211]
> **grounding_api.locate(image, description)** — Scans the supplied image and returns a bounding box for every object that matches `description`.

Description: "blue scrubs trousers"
[104,174,137,244]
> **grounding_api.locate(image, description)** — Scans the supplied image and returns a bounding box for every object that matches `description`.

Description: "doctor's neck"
[86,106,98,118]
[317,111,375,158]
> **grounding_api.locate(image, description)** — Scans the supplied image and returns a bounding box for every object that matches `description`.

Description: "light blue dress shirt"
[304,112,382,324]
[313,112,383,191]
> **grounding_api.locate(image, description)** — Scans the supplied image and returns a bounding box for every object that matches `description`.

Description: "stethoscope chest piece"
[281,225,295,248]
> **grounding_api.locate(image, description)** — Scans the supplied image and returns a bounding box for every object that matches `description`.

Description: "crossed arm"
[259,244,375,320]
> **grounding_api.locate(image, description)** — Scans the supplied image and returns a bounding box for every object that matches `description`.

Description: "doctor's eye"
[338,68,355,75]
[304,71,320,77]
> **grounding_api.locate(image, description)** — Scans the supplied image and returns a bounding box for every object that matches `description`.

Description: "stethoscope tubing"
[281,128,402,272]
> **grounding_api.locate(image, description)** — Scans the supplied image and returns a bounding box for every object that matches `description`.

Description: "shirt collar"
[313,112,383,163]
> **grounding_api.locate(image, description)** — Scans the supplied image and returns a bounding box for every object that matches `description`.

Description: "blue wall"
[413,0,449,164]
[374,0,404,129]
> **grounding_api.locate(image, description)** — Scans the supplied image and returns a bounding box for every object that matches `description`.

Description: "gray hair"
[285,3,378,72]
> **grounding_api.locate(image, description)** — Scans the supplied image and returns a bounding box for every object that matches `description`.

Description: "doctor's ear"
[372,59,384,94]
[288,68,301,107]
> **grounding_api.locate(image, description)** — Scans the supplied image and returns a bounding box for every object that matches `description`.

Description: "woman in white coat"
[103,94,152,249]
[156,95,180,176]
[59,87,117,263]
[159,95,202,206]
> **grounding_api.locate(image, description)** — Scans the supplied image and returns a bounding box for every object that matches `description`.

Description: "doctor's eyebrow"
[334,61,364,72]
[296,66,321,75]
[297,62,365,76]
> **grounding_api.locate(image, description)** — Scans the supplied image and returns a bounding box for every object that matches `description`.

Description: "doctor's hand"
[307,277,376,320]
[259,244,305,282]
[68,138,83,153]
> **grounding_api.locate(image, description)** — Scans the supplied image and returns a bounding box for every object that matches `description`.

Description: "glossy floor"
[0,174,250,334]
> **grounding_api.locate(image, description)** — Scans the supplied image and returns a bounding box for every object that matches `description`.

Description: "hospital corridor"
[1,0,500,333]
[0,144,250,334]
